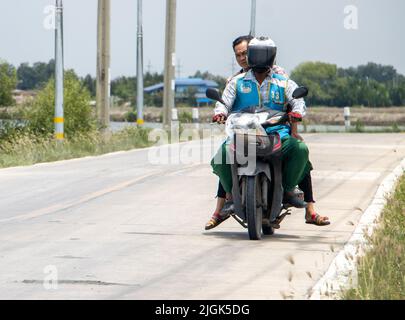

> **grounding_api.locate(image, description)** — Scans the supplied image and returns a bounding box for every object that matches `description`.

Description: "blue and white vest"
[232,72,290,139]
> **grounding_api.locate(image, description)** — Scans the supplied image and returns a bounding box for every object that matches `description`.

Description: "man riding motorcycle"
[206,35,291,230]
[206,36,330,229]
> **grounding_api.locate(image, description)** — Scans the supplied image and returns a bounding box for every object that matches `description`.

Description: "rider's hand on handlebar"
[288,112,303,123]
[212,113,227,124]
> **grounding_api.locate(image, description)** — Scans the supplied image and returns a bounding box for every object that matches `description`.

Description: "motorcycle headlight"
[265,115,283,125]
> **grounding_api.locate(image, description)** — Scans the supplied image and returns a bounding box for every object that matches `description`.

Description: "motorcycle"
[206,86,308,240]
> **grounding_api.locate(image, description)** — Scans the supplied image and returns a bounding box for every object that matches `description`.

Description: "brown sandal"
[205,212,230,230]
[305,213,330,226]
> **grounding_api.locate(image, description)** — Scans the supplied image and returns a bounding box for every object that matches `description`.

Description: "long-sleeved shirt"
[215,67,307,117]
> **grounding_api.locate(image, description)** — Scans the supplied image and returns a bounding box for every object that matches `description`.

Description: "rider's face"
[234,41,249,71]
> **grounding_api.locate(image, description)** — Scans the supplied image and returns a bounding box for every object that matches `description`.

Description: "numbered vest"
[232,73,290,139]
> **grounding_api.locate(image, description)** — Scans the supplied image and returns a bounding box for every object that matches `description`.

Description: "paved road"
[0,133,404,299]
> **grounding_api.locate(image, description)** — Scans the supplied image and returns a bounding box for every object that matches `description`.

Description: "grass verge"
[0,126,153,169]
[342,173,405,299]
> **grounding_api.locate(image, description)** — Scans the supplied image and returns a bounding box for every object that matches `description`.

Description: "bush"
[0,61,17,107]
[354,119,365,132]
[178,110,192,123]
[342,174,405,299]
[0,126,153,168]
[24,70,96,137]
[125,111,137,122]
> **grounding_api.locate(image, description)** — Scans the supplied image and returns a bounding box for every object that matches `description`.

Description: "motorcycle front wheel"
[246,175,263,240]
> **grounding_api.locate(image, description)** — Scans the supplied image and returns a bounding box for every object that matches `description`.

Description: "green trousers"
[211,136,312,194]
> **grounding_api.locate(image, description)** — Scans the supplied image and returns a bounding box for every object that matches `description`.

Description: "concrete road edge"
[308,157,405,300]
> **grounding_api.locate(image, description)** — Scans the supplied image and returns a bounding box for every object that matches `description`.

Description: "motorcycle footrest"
[231,214,248,228]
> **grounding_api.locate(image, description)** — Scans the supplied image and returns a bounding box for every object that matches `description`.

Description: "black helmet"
[247,36,277,73]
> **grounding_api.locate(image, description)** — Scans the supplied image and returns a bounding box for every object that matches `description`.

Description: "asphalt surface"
[0,133,404,299]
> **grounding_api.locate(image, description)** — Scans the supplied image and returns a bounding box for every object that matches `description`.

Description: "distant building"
[12,90,37,105]
[144,78,218,106]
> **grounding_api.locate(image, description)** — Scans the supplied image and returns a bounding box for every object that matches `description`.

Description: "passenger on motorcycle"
[209,35,291,227]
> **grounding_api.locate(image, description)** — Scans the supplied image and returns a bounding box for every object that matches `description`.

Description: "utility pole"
[163,0,177,129]
[250,0,256,36]
[136,0,144,125]
[96,0,111,132]
[54,0,64,141]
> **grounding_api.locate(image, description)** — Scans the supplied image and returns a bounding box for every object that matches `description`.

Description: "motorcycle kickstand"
[231,214,248,229]
[270,209,292,229]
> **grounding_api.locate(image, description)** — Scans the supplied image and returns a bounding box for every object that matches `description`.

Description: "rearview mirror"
[292,86,308,99]
[206,88,225,105]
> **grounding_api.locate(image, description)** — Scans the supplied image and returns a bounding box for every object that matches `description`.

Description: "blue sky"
[0,0,404,78]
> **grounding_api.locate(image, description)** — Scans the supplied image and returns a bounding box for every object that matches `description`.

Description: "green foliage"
[146,91,163,108]
[353,119,365,132]
[125,111,137,122]
[25,70,96,137]
[17,60,55,90]
[111,76,136,101]
[178,110,192,123]
[144,71,164,87]
[0,126,153,168]
[82,74,96,97]
[291,61,338,106]
[391,122,400,133]
[0,61,17,107]
[0,120,26,140]
[111,72,165,106]
[291,61,405,107]
[342,174,405,300]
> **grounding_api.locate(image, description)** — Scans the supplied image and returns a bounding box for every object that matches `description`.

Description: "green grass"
[342,174,405,299]
[0,126,153,168]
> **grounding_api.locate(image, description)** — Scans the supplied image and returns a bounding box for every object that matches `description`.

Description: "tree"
[290,62,338,106]
[17,60,55,90]
[357,62,397,83]
[82,74,96,97]
[389,75,405,106]
[25,70,96,137]
[0,61,17,107]
[111,76,136,101]
[290,61,405,107]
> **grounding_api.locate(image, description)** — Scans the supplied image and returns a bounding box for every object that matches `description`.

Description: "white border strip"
[309,157,405,300]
